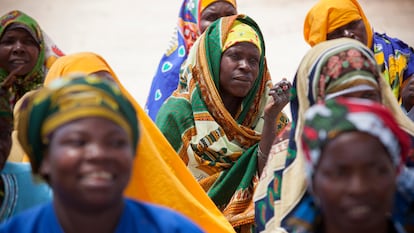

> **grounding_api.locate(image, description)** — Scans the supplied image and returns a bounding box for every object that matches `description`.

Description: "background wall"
[2,0,413,117]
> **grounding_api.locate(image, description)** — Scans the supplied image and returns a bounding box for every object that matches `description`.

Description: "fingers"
[1,66,24,89]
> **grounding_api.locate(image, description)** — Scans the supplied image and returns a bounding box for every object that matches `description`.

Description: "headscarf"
[145,0,237,121]
[253,38,414,232]
[222,20,261,54]
[200,0,237,17]
[42,52,236,233]
[17,75,138,174]
[303,0,373,48]
[156,14,289,230]
[0,10,64,109]
[302,97,409,180]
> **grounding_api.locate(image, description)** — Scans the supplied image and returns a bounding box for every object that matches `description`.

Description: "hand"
[264,78,291,119]
[1,66,24,90]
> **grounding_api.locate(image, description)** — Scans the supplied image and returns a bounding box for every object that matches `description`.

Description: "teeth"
[349,206,370,217]
[12,60,26,64]
[85,171,113,180]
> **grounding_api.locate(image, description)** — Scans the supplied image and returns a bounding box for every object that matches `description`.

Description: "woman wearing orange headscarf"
[40,52,236,233]
[303,0,414,120]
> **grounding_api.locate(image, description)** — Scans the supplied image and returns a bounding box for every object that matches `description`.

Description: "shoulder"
[123,199,204,233]
[0,203,58,233]
[374,32,414,52]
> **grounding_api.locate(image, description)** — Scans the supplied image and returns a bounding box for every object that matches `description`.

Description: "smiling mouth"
[81,171,114,184]
[346,205,372,220]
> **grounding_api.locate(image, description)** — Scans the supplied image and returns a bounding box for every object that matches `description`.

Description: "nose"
[343,30,357,40]
[347,173,370,196]
[238,59,251,71]
[85,143,109,161]
[12,41,24,55]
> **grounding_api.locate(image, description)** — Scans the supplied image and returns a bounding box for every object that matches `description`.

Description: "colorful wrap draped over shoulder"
[254,38,414,233]
[156,14,289,231]
[145,0,237,121]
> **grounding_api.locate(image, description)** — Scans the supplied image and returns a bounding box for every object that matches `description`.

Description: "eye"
[23,37,38,46]
[62,138,87,147]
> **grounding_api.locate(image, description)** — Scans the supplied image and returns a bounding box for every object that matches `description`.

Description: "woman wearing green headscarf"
[0,10,64,162]
[0,10,63,222]
[1,74,205,233]
[156,14,290,232]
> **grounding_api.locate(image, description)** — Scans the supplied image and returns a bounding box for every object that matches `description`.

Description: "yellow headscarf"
[223,20,262,54]
[200,0,237,14]
[303,0,373,48]
[43,52,236,233]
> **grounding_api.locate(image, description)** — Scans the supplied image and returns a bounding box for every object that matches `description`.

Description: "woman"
[0,75,204,233]
[42,52,236,233]
[156,14,290,231]
[303,0,414,118]
[145,0,237,120]
[0,10,63,222]
[0,10,64,162]
[300,97,410,233]
[254,38,414,232]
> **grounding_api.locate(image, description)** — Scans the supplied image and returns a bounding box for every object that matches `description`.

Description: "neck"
[221,94,243,117]
[53,198,124,233]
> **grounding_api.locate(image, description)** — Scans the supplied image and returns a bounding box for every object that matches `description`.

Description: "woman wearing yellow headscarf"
[303,0,414,111]
[156,14,291,232]
[41,52,236,233]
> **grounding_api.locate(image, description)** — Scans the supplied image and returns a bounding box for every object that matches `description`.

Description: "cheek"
[28,46,40,61]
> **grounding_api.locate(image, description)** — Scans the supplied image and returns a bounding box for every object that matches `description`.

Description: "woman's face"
[313,132,396,232]
[327,19,368,46]
[0,27,40,76]
[199,1,237,33]
[219,42,260,100]
[41,117,134,211]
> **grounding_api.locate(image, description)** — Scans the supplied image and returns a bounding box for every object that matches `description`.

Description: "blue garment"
[0,198,205,233]
[0,162,51,222]
[373,32,414,102]
[145,0,200,121]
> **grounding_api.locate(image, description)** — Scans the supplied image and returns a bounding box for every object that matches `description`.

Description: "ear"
[39,151,51,181]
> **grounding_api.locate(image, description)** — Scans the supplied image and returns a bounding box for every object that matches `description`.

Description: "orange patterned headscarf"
[304,0,373,48]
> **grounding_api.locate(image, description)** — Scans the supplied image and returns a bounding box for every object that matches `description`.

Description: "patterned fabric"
[145,0,237,121]
[303,0,373,48]
[374,33,414,102]
[156,14,289,231]
[42,52,237,233]
[302,97,410,180]
[253,38,414,233]
[16,75,138,174]
[303,0,414,103]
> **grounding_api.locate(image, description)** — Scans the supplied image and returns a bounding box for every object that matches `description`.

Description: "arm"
[258,79,291,175]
